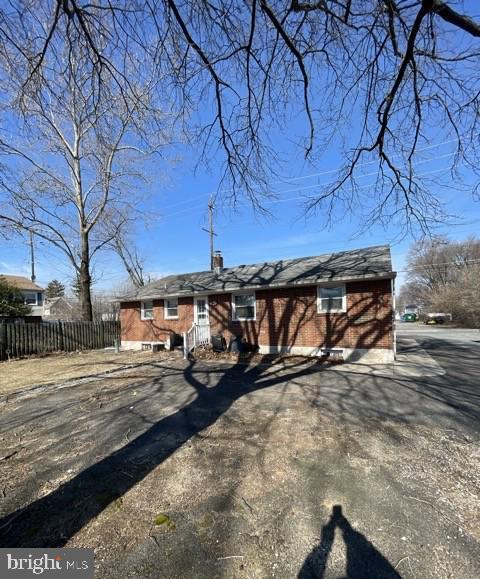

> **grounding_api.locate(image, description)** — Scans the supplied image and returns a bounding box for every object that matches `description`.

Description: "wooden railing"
[183,323,210,358]
[195,324,211,346]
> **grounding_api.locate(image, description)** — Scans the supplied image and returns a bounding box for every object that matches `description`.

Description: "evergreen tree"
[0,276,32,317]
[46,279,65,299]
[71,276,81,299]
[72,274,95,298]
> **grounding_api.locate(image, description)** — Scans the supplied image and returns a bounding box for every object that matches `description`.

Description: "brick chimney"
[213,250,224,274]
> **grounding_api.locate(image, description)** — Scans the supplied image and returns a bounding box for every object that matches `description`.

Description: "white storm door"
[194,296,209,325]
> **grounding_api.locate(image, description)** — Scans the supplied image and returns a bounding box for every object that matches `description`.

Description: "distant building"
[43,296,80,321]
[0,275,44,317]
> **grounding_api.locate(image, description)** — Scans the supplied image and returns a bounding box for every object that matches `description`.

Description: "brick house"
[119,245,396,363]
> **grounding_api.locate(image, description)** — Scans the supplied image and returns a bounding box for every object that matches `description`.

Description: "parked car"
[401,313,417,322]
[424,314,446,325]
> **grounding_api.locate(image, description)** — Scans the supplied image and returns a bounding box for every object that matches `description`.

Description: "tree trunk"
[79,232,93,321]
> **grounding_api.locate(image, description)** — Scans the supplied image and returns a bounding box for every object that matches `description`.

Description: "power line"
[161,164,456,221]
[276,138,459,184]
[257,164,454,206]
[160,139,459,213]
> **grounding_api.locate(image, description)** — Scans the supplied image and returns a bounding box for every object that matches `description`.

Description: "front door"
[194,296,209,325]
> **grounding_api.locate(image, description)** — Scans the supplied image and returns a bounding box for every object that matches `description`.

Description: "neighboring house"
[43,296,80,321]
[119,245,396,363]
[43,295,120,322]
[0,275,45,317]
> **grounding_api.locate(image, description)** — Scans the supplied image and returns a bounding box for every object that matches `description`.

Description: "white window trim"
[140,300,154,321]
[317,284,347,314]
[164,297,179,320]
[232,291,256,321]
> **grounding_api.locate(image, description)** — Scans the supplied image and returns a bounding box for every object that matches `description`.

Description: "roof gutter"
[115,271,396,303]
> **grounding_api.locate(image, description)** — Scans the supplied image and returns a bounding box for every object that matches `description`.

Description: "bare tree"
[111,232,151,289]
[426,263,480,327]
[0,11,169,319]
[400,236,480,320]
[92,292,120,322]
[406,236,480,287]
[1,1,478,234]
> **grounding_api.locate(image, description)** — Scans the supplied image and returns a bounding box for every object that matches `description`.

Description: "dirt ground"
[0,347,479,578]
[0,349,164,395]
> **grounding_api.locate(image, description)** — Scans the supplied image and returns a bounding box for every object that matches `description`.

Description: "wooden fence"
[0,320,120,361]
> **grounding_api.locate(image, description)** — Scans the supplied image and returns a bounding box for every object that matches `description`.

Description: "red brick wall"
[120,297,194,342]
[121,279,393,350]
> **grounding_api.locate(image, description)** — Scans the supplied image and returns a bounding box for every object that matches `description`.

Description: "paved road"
[397,324,480,345]
[395,324,480,433]
[397,324,480,377]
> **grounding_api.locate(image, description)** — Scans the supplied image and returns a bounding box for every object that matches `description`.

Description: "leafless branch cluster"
[0,1,172,318]
[399,236,480,326]
[110,232,151,288]
[1,1,479,273]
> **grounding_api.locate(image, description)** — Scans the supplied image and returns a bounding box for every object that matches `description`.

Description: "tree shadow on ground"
[2,333,476,550]
[298,505,401,579]
[0,356,320,547]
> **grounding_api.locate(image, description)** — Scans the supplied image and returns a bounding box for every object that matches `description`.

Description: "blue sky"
[1,1,479,295]
[2,135,478,295]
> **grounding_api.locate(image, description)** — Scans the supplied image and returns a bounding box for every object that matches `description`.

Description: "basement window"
[232,292,256,321]
[140,300,154,320]
[317,285,346,313]
[164,297,178,319]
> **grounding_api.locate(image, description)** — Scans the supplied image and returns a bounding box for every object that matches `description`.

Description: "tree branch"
[430,0,480,37]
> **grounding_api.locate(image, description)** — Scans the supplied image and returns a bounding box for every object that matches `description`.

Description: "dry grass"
[0,349,164,395]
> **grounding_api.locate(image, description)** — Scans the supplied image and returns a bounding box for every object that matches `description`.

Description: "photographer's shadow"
[298,505,401,578]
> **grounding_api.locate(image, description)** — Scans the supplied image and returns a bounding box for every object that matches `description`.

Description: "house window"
[23,292,38,305]
[164,297,178,319]
[317,285,346,313]
[232,292,256,321]
[140,300,154,320]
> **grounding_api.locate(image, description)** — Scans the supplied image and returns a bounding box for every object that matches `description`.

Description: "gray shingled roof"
[118,245,393,302]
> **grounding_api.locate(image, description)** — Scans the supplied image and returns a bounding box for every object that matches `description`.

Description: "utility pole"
[29,230,36,283]
[201,196,217,270]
